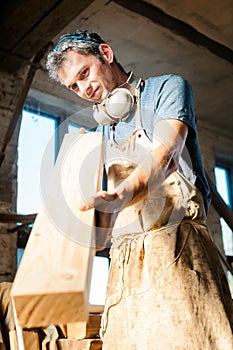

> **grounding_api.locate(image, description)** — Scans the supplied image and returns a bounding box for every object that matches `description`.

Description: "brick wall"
[0,68,27,282]
[198,123,233,255]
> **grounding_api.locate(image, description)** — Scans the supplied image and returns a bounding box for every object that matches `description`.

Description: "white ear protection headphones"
[93,72,142,125]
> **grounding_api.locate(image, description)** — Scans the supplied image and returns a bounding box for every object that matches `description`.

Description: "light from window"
[214,166,233,256]
[17,110,56,214]
[89,256,109,305]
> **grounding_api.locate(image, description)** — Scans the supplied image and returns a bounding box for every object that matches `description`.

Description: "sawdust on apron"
[101,128,233,350]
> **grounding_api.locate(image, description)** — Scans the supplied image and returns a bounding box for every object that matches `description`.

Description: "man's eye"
[81,69,88,78]
[70,82,78,90]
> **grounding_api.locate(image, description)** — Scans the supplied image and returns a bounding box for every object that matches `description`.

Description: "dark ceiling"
[0,0,95,73]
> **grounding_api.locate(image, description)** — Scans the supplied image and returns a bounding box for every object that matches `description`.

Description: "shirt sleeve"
[154,75,197,138]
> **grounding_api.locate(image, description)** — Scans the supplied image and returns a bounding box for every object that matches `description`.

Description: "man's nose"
[78,80,92,98]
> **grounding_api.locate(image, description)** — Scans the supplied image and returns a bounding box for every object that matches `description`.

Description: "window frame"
[215,155,233,209]
[214,153,233,257]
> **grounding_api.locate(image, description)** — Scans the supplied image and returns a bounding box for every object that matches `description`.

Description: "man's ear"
[99,44,114,64]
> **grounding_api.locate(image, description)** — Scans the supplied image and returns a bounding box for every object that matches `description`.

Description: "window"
[16,108,57,269]
[214,165,233,256]
[89,256,109,305]
[17,109,57,214]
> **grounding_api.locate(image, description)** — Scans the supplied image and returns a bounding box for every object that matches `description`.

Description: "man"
[46,29,233,349]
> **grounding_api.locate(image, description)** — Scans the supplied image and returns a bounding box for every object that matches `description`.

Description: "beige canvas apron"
[101,128,233,350]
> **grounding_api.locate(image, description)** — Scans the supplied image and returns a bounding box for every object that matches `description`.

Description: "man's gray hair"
[46,29,124,83]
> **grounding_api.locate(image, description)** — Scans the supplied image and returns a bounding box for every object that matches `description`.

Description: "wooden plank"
[9,329,46,350]
[84,313,102,339]
[88,305,104,314]
[57,339,102,350]
[11,132,103,328]
[23,330,40,350]
[66,313,102,340]
[66,322,87,340]
[9,330,18,350]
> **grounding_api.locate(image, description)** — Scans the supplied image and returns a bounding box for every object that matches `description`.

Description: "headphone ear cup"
[105,88,134,119]
[93,87,136,125]
[93,103,112,125]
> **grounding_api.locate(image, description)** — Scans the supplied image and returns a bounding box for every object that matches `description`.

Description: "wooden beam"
[57,338,102,350]
[0,213,36,224]
[11,132,103,328]
[0,0,95,73]
[9,329,40,350]
[66,313,102,340]
[205,172,233,231]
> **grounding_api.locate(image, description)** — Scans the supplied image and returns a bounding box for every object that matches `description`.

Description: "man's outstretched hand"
[77,191,120,250]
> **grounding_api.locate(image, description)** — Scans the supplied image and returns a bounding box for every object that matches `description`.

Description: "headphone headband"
[126,71,141,89]
[54,35,100,52]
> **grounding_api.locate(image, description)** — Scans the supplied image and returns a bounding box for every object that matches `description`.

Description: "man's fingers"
[77,191,118,211]
[96,191,118,202]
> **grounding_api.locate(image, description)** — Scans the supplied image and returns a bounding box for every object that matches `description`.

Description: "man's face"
[57,45,117,103]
